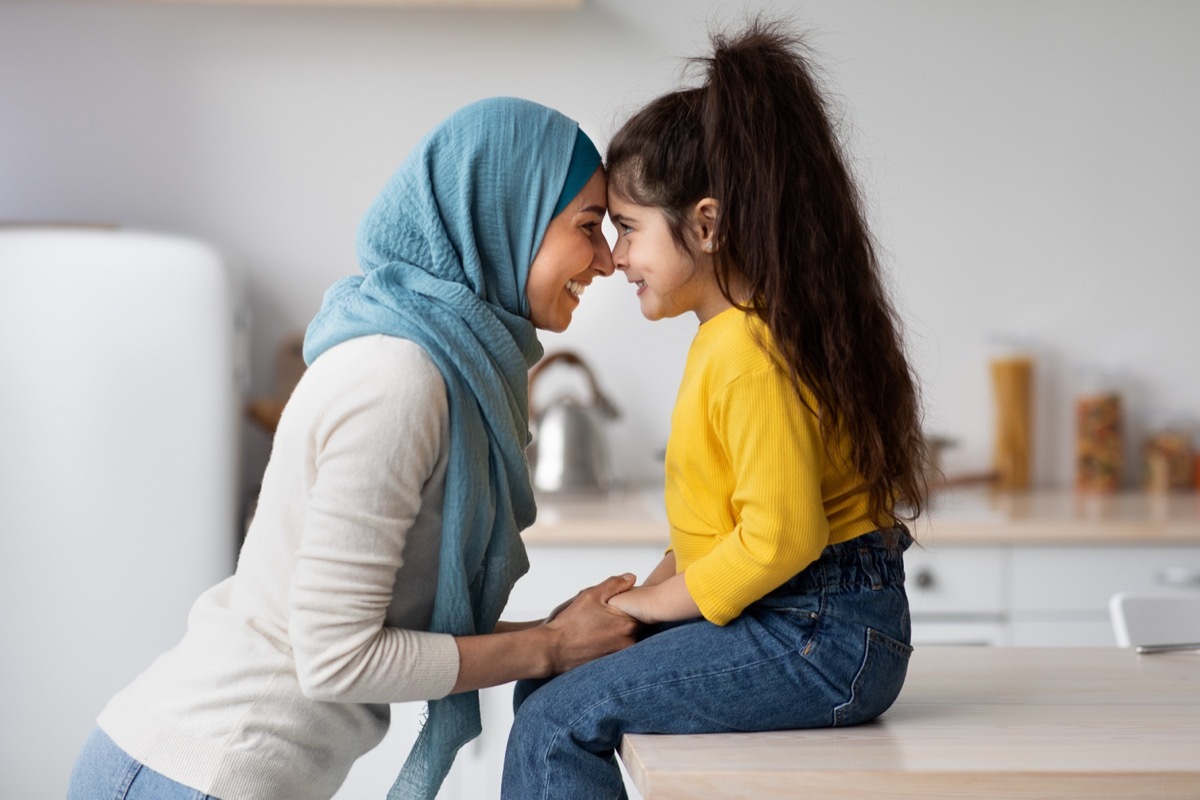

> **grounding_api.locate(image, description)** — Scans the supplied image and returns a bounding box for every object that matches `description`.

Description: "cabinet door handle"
[914,568,935,589]
[1156,567,1200,586]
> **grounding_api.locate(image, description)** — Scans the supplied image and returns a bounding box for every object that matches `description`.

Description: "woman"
[68,97,636,800]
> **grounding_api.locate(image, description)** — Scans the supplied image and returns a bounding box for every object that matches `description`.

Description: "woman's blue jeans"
[67,727,217,800]
[502,526,914,800]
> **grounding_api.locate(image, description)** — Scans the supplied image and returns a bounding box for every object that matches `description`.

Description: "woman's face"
[608,193,727,323]
[526,168,614,332]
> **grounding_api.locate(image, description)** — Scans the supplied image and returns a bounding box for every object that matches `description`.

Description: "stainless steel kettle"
[527,351,620,494]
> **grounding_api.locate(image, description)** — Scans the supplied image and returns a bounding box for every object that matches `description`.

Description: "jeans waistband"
[766,524,911,598]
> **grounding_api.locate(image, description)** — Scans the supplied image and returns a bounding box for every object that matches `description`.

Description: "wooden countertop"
[523,486,1200,546]
[619,646,1200,799]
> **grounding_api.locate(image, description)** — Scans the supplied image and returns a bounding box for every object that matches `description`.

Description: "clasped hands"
[540,563,702,676]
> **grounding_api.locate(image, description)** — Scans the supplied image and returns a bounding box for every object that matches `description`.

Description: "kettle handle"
[528,350,620,420]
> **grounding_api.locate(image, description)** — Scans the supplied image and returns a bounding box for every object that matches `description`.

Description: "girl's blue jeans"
[67,727,217,800]
[501,526,914,800]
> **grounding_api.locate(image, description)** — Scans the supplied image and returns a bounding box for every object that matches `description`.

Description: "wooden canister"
[1076,393,1122,492]
[990,356,1034,490]
[1143,430,1194,492]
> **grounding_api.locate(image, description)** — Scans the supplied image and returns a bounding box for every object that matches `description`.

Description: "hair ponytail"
[609,18,929,523]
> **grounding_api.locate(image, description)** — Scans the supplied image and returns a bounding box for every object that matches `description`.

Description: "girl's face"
[527,168,614,332]
[608,193,729,323]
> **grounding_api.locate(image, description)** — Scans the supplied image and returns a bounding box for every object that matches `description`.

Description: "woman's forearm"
[493,619,541,633]
[451,626,555,693]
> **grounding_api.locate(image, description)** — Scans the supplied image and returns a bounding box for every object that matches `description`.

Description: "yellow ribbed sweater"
[667,307,881,625]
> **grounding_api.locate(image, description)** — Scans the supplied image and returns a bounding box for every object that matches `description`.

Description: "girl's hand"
[606,588,646,621]
[607,573,702,625]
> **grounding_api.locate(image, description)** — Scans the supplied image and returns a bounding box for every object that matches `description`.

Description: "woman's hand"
[451,574,639,693]
[542,573,640,674]
[599,551,680,622]
[542,592,580,625]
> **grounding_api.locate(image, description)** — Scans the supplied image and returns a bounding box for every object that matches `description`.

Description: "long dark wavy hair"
[607,18,929,524]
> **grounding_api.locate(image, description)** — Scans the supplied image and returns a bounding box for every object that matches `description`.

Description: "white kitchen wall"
[2,0,1198,495]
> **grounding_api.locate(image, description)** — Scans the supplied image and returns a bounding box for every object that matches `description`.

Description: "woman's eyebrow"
[576,204,607,216]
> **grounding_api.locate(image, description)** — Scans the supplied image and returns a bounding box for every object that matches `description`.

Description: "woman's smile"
[526,168,614,332]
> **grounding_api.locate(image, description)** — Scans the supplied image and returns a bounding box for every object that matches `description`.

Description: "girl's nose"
[610,241,627,272]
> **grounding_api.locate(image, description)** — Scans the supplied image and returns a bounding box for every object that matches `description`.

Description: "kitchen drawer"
[1009,545,1200,612]
[508,544,665,617]
[904,546,1007,615]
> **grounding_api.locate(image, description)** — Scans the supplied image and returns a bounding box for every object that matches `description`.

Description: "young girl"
[502,22,928,798]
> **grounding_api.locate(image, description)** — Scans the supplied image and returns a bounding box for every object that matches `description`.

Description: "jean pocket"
[832,627,913,727]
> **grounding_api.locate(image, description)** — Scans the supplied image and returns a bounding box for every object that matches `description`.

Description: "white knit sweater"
[98,335,462,800]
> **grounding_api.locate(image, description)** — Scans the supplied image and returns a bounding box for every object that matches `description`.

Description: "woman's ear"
[691,198,720,252]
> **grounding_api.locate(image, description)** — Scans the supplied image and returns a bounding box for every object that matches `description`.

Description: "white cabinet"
[507,544,666,614]
[1009,545,1200,611]
[1006,545,1200,645]
[908,543,1200,647]
[905,545,1007,645]
[905,545,1007,615]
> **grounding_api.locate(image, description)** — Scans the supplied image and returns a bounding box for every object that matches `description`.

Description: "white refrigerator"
[0,227,244,798]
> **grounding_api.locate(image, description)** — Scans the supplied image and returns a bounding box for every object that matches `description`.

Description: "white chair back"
[1109,590,1200,648]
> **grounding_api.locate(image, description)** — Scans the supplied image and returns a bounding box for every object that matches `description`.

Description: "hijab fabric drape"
[303,96,587,799]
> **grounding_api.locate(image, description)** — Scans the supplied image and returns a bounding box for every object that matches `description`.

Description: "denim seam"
[115,759,143,800]
[832,628,876,727]
[831,627,911,726]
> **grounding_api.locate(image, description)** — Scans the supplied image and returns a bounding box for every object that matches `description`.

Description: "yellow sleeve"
[683,369,831,625]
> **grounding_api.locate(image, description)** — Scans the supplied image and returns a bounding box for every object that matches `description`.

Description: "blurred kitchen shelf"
[918,487,1200,545]
[526,486,1200,546]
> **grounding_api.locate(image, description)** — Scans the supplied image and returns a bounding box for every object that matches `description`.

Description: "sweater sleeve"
[684,369,831,625]
[288,338,460,703]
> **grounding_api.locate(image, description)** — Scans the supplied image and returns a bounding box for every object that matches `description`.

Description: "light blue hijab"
[302,97,599,799]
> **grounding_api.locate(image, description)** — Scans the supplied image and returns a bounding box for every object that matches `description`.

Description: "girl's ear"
[691,198,720,252]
